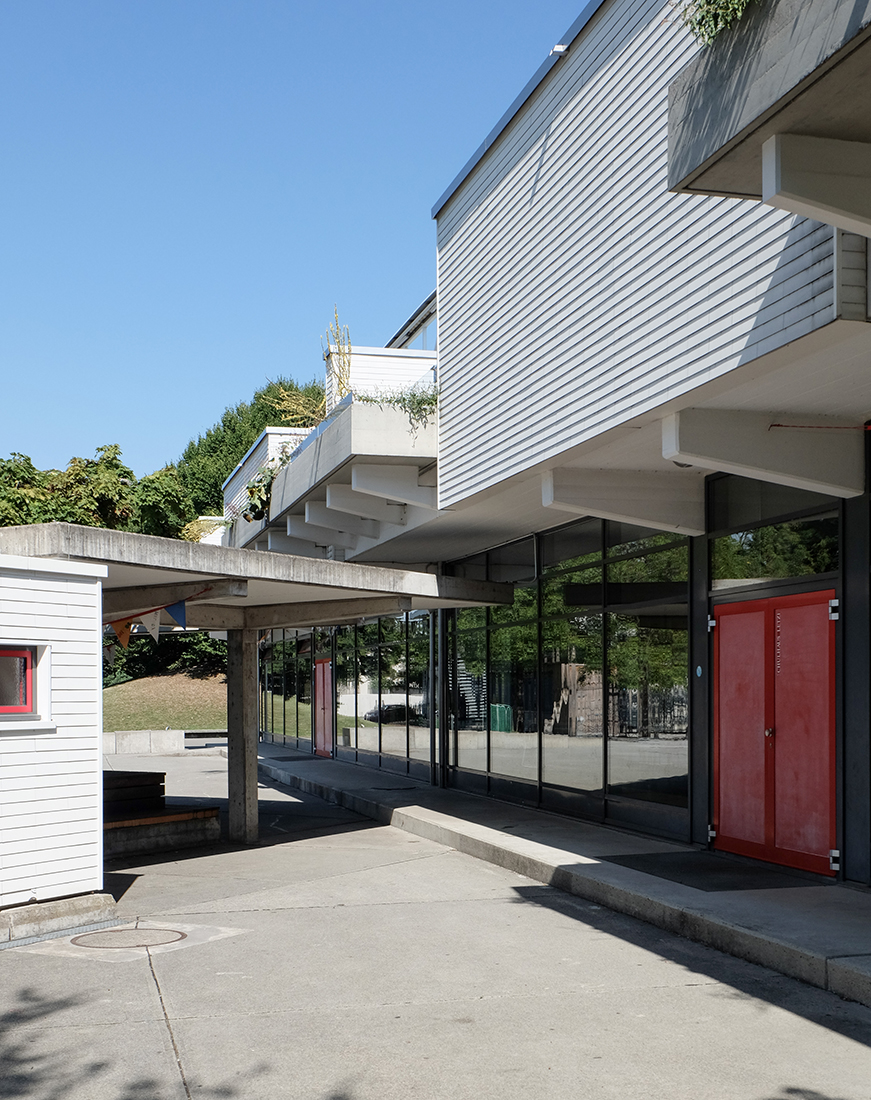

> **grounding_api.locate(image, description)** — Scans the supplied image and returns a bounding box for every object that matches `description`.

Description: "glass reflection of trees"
[448,520,690,808]
[712,513,838,587]
[260,630,312,746]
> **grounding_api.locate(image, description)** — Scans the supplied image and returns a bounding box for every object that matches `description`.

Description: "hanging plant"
[356,384,439,432]
[672,0,754,45]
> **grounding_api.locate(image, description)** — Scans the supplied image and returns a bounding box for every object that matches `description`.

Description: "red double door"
[713,590,836,876]
[314,658,333,758]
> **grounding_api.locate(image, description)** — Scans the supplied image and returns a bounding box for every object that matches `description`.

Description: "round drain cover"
[71,928,186,949]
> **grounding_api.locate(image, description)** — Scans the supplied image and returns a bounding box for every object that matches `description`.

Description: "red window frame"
[0,648,33,714]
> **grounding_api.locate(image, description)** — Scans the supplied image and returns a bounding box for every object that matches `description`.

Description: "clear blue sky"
[1,0,582,476]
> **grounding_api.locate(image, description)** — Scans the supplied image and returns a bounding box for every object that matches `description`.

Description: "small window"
[0,648,33,714]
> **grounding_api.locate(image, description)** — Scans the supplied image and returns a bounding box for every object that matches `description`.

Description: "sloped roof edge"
[431,0,608,219]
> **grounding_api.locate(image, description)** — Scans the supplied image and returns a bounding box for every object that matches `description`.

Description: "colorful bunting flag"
[165,600,186,628]
[103,644,117,667]
[110,620,134,649]
[140,609,162,643]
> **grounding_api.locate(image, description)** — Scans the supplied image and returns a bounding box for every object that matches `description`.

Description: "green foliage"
[132,466,196,538]
[242,459,286,522]
[674,0,754,45]
[104,632,227,688]
[356,383,439,431]
[0,445,195,540]
[712,515,838,582]
[176,377,325,514]
[0,453,53,527]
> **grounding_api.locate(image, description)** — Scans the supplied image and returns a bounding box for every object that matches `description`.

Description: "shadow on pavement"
[0,987,256,1100]
[510,884,871,1053]
[101,872,141,902]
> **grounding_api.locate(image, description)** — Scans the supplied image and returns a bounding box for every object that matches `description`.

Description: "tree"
[176,377,325,515]
[0,445,195,539]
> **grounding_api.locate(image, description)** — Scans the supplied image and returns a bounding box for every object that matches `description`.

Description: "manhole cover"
[71,928,186,949]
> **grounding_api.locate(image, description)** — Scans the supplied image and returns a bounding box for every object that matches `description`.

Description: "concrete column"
[227,628,260,845]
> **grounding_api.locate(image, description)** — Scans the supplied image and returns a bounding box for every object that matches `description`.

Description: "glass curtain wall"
[447,519,690,832]
[260,629,312,749]
[279,612,436,778]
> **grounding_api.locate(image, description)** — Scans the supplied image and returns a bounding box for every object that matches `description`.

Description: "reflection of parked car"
[363,704,409,724]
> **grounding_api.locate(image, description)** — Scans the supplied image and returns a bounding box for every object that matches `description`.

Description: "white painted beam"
[305,501,380,539]
[762,134,871,238]
[266,530,326,558]
[287,516,358,549]
[351,464,437,510]
[326,484,406,525]
[542,469,705,536]
[663,408,864,498]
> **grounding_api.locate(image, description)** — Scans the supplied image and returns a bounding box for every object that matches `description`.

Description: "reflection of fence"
[608,686,688,739]
[455,659,487,730]
[543,664,603,737]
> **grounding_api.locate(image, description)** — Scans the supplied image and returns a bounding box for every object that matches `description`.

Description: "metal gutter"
[431,0,609,220]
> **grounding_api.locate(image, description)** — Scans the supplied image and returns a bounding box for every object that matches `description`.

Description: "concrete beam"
[663,408,864,497]
[763,134,871,237]
[326,484,406,525]
[286,516,357,550]
[245,596,413,630]
[182,604,247,630]
[305,501,380,539]
[266,530,326,558]
[542,469,705,536]
[102,579,247,620]
[227,628,260,845]
[351,464,437,510]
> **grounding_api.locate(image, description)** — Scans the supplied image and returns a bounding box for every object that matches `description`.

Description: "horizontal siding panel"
[1,865,100,895]
[0,759,98,781]
[2,807,99,831]
[3,842,99,868]
[0,776,98,798]
[0,612,100,635]
[0,790,98,814]
[435,0,842,506]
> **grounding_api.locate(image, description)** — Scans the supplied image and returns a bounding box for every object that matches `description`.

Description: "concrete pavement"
[2,750,871,1098]
[254,741,871,1011]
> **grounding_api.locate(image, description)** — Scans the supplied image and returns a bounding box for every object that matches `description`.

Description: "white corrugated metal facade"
[435,0,835,508]
[0,555,106,907]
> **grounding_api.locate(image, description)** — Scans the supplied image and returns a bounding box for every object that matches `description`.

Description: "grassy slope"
[103,673,227,731]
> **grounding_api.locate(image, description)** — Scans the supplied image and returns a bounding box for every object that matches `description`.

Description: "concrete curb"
[257,759,871,1009]
[0,892,121,949]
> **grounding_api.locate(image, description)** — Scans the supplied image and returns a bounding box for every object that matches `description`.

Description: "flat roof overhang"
[668,0,871,198]
[0,523,512,630]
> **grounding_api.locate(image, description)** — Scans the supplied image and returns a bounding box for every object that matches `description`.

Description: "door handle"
[764,727,775,737]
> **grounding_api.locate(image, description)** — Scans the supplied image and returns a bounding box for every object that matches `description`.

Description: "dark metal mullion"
[429,612,437,784]
[536,534,543,804]
[405,613,410,771]
[485,608,491,779]
[601,520,609,810]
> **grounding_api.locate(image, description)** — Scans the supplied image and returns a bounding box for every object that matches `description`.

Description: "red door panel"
[714,590,835,876]
[716,610,767,846]
[773,601,835,864]
[314,658,333,758]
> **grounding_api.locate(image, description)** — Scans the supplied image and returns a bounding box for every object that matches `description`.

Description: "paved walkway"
[3,748,871,1100]
[255,740,871,1009]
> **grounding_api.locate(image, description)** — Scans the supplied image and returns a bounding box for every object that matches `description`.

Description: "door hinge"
[830,849,841,871]
[707,616,717,632]
[708,825,717,840]
[829,599,840,621]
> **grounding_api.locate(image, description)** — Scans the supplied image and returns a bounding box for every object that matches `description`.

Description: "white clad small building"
[0,554,106,910]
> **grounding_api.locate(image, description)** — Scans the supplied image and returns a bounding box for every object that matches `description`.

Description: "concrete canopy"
[0,523,511,849]
[0,523,512,628]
